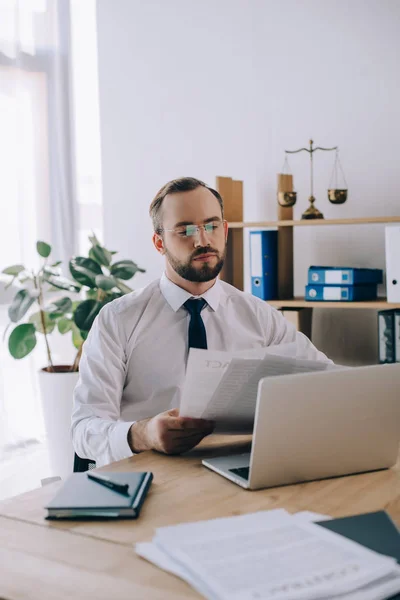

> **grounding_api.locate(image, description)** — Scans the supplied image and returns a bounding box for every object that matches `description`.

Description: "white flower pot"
[38,367,79,479]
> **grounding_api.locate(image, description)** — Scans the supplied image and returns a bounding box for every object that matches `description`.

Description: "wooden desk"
[1,435,400,600]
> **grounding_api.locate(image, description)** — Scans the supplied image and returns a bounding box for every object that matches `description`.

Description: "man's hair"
[149,177,224,233]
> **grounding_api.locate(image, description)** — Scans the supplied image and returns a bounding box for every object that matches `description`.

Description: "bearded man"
[72,177,330,466]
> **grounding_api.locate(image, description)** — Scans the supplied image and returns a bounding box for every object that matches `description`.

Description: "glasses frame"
[159,219,227,239]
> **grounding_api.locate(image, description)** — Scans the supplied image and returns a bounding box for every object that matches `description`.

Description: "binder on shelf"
[385,226,400,302]
[249,230,278,300]
[395,310,400,363]
[306,284,378,302]
[378,310,396,363]
[308,266,383,286]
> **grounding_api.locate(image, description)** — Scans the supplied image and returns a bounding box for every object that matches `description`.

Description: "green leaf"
[85,289,97,300]
[37,241,51,258]
[88,231,101,247]
[114,279,133,294]
[8,324,37,359]
[43,265,62,277]
[29,311,55,334]
[69,257,103,288]
[43,273,81,293]
[72,300,81,311]
[8,289,36,323]
[89,245,112,267]
[110,260,145,280]
[2,264,25,276]
[95,274,116,291]
[46,297,73,315]
[58,317,73,335]
[71,323,84,350]
[51,261,62,267]
[73,299,103,332]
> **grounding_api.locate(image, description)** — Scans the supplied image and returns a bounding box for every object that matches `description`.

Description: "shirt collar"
[160,272,221,312]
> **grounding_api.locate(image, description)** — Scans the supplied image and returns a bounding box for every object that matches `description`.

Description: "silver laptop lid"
[249,363,400,490]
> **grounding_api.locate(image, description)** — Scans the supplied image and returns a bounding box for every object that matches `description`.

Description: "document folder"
[249,230,278,300]
[378,309,400,363]
[308,266,383,286]
[317,511,400,600]
[386,226,400,302]
[306,284,378,301]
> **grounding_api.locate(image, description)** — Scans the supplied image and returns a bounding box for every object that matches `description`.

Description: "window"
[70,0,103,255]
[0,0,103,460]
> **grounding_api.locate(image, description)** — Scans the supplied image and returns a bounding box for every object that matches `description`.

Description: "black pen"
[87,472,129,495]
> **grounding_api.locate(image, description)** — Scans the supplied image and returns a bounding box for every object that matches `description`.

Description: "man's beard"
[165,245,226,283]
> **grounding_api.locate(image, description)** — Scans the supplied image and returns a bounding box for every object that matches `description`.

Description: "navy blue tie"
[184,298,208,350]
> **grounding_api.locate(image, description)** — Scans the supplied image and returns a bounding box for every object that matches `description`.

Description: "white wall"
[96,0,400,365]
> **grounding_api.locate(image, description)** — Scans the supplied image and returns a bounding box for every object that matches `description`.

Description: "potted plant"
[2,234,145,477]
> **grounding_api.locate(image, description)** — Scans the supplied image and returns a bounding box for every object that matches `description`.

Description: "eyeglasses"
[160,220,226,239]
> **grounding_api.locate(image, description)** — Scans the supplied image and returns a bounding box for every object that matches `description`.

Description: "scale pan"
[278,191,297,207]
[328,189,347,204]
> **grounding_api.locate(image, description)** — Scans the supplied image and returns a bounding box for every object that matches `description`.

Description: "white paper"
[179,347,269,420]
[292,510,332,523]
[136,509,400,600]
[135,542,210,598]
[180,346,343,430]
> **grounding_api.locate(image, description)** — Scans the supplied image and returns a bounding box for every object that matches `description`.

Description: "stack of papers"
[136,509,400,600]
[179,345,344,431]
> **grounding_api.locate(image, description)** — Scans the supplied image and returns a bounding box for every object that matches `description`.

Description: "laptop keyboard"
[229,466,250,480]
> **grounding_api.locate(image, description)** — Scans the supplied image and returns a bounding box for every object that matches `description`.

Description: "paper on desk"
[292,510,332,522]
[137,509,291,600]
[136,509,400,600]
[180,345,341,430]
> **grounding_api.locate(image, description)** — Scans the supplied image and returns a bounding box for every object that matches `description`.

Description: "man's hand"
[128,408,215,455]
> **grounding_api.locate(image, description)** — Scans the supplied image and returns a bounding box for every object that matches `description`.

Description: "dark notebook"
[45,471,153,519]
[316,511,400,600]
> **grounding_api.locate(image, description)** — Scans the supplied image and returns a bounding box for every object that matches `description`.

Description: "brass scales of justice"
[278,139,348,219]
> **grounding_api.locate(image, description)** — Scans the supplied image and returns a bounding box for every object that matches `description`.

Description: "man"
[72,177,331,466]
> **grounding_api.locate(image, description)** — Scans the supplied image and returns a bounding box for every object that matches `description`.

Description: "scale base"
[301,196,324,220]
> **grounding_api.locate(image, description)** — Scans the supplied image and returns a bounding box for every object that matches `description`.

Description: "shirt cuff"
[109,420,135,463]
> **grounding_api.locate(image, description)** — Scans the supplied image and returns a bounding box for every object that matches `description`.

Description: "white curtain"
[0,0,77,458]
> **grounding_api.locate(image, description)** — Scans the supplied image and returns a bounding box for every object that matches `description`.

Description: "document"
[179,347,268,421]
[136,509,400,600]
[179,346,342,430]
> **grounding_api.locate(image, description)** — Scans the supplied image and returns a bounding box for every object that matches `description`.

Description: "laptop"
[202,363,400,490]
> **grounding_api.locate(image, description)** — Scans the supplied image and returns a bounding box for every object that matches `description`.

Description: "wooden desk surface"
[1,434,400,600]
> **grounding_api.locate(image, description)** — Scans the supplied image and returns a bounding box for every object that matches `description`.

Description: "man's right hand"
[128,408,215,455]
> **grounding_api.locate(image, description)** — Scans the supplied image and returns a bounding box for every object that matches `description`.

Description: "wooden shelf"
[267,298,400,309]
[217,175,400,338]
[228,216,400,228]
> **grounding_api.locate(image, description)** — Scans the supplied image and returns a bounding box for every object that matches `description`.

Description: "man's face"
[155,186,228,283]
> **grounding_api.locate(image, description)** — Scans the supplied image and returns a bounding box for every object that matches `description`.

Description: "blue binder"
[308,266,383,286]
[249,230,278,300]
[305,284,378,302]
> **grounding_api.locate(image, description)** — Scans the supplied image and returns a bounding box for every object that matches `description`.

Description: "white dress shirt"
[72,273,331,466]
